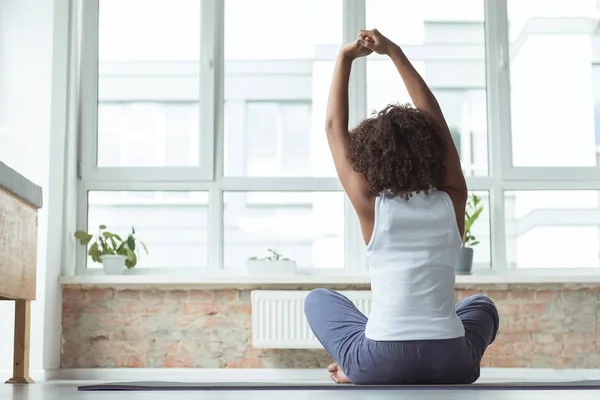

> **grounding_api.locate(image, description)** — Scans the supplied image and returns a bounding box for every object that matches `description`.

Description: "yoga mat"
[79,380,600,391]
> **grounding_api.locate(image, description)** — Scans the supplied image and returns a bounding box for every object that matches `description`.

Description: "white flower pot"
[100,255,126,275]
[246,259,297,276]
[455,247,474,275]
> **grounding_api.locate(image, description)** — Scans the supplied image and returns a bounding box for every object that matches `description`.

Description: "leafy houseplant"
[246,249,297,275]
[456,194,484,275]
[74,225,148,275]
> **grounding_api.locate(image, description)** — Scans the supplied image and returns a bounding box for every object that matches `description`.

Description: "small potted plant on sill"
[74,225,148,275]
[246,248,297,276]
[456,194,483,275]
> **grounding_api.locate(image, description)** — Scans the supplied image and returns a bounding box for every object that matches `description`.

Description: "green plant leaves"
[74,230,93,246]
[464,195,484,247]
[251,248,287,261]
[127,235,136,251]
[89,242,100,263]
[125,248,137,268]
[72,225,146,267]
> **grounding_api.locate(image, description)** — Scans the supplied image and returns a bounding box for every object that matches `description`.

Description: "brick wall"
[61,284,599,368]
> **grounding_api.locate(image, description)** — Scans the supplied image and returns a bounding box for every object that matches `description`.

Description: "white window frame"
[71,0,600,277]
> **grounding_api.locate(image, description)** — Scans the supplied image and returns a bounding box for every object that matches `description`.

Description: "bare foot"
[328,363,352,384]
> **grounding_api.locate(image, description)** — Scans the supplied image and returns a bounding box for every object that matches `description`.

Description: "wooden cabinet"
[0,162,42,384]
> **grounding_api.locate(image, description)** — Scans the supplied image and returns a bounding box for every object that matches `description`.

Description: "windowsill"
[58,268,600,289]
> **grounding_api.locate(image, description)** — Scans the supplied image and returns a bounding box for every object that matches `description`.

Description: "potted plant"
[455,194,483,275]
[74,225,148,275]
[246,249,297,276]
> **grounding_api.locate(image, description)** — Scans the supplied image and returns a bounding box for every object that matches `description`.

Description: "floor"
[4,380,600,400]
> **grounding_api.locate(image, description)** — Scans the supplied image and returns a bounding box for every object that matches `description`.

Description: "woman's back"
[365,189,465,341]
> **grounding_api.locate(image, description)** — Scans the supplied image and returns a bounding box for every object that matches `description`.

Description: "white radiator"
[251,290,372,349]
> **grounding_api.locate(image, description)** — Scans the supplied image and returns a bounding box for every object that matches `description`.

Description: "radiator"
[251,290,372,349]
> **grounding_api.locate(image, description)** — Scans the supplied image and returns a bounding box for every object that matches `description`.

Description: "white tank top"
[364,189,465,341]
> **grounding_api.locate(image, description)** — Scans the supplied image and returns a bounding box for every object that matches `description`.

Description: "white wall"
[0,0,54,373]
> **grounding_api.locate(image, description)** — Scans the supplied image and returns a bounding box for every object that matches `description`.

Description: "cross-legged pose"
[304,29,499,385]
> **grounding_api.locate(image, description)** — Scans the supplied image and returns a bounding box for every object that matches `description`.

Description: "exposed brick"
[183,302,223,315]
[526,318,551,332]
[62,302,80,314]
[215,290,239,302]
[533,343,563,357]
[169,290,189,302]
[520,303,548,316]
[118,289,141,300]
[480,356,493,367]
[114,300,163,314]
[534,291,555,302]
[233,305,252,315]
[114,355,145,368]
[531,333,556,344]
[509,289,534,301]
[89,288,115,302]
[111,326,148,341]
[245,344,262,357]
[497,304,520,316]
[80,303,109,314]
[189,290,214,302]
[484,344,502,355]
[165,341,180,353]
[568,332,596,343]
[165,355,193,368]
[493,356,531,368]
[94,314,138,328]
[511,317,528,332]
[61,285,600,369]
[241,357,261,368]
[562,341,595,356]
[456,289,482,299]
[486,290,508,301]
[62,313,76,329]
[143,290,166,301]
[63,288,86,302]
[497,332,531,344]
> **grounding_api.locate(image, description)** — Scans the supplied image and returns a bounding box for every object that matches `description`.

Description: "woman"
[304,29,499,385]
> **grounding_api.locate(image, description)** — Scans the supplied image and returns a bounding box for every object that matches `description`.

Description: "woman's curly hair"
[347,103,447,200]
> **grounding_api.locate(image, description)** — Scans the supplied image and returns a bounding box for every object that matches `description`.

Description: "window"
[505,191,600,268]
[78,0,348,274]
[223,0,342,178]
[96,0,202,168]
[508,0,600,167]
[87,191,208,268]
[223,192,344,269]
[225,102,313,177]
[366,0,488,177]
[73,0,600,275]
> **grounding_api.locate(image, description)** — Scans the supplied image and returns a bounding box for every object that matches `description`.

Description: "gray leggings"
[304,289,499,385]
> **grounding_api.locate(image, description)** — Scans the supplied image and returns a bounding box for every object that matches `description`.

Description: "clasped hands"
[340,29,396,61]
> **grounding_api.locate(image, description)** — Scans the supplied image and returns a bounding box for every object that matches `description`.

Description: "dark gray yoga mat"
[79,380,600,391]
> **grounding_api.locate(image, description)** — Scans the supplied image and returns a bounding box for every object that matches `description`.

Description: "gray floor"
[3,382,600,400]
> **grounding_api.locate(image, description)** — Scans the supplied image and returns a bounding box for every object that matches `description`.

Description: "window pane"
[97,0,201,167]
[506,190,600,268]
[508,1,600,167]
[366,0,488,176]
[223,192,345,269]
[223,0,343,177]
[467,191,492,269]
[87,191,208,268]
